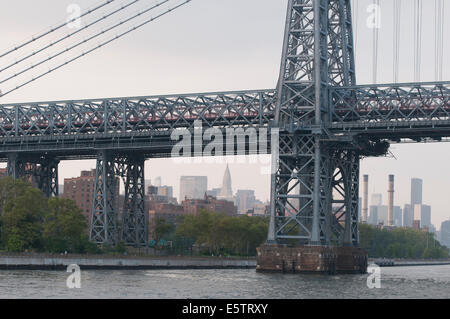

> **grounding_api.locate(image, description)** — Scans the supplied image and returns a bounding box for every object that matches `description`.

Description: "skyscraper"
[440,220,450,248]
[410,178,424,228]
[235,190,256,214]
[403,204,412,227]
[218,165,233,202]
[413,204,431,229]
[411,178,423,206]
[179,176,207,201]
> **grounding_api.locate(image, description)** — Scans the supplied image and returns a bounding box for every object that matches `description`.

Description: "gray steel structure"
[0,0,449,247]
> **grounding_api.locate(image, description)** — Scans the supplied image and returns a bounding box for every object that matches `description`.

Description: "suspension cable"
[372,0,380,84]
[435,0,445,81]
[393,0,401,83]
[0,0,142,75]
[0,0,116,60]
[0,0,192,98]
[414,0,423,82]
[0,0,170,86]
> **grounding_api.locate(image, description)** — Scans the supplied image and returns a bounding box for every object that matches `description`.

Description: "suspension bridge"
[0,0,448,273]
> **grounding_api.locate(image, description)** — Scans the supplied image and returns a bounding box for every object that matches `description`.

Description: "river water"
[1,265,450,299]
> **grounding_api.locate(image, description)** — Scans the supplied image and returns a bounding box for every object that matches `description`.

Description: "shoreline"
[1,254,450,270]
[0,254,257,270]
[369,258,450,267]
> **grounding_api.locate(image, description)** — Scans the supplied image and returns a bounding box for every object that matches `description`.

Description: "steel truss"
[269,0,359,246]
[90,151,147,247]
[6,153,59,197]
[0,90,276,139]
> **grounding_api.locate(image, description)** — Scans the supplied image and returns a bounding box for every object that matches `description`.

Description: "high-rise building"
[179,176,207,201]
[440,220,450,248]
[368,206,378,225]
[218,165,233,202]
[413,204,431,229]
[235,190,256,214]
[403,204,412,227]
[394,206,402,227]
[377,205,388,225]
[411,178,423,207]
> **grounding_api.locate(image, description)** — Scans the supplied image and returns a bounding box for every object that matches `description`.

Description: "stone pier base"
[256,244,368,274]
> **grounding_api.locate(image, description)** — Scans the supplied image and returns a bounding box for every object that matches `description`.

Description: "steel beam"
[90,150,118,246]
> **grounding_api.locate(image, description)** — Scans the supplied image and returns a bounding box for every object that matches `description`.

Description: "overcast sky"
[0,0,449,228]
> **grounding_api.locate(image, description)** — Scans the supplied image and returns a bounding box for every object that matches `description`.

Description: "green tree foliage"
[1,184,47,252]
[42,197,89,253]
[359,223,449,259]
[0,177,99,254]
[176,210,268,256]
[153,218,175,246]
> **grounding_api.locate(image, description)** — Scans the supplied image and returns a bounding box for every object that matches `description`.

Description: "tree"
[1,186,47,252]
[153,218,175,247]
[359,223,449,259]
[42,197,88,253]
[175,210,269,256]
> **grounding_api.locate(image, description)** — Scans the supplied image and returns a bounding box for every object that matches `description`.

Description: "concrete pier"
[256,244,368,274]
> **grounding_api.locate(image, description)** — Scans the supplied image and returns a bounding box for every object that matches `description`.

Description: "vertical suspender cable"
[435,0,444,81]
[393,0,401,83]
[372,0,379,84]
[414,0,423,82]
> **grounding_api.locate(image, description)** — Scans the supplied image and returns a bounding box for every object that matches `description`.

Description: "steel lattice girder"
[330,149,359,246]
[89,152,147,247]
[6,153,59,197]
[0,90,276,138]
[330,82,450,131]
[268,133,332,244]
[90,151,119,245]
[117,156,147,247]
[268,0,360,246]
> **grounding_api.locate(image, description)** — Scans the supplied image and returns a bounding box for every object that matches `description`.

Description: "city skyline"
[1,1,450,227]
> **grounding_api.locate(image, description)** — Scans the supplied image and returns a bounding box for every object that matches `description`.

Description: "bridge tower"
[257,0,367,273]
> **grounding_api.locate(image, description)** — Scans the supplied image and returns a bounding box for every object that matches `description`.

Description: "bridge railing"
[0,90,276,138]
[330,81,450,128]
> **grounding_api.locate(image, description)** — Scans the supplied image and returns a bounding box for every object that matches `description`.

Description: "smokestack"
[388,175,394,226]
[362,175,369,222]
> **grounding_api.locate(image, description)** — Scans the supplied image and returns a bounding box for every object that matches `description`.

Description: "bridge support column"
[118,156,147,247]
[6,153,59,197]
[259,134,366,274]
[89,152,148,247]
[90,151,118,246]
[267,133,332,246]
[331,150,360,246]
[35,158,60,197]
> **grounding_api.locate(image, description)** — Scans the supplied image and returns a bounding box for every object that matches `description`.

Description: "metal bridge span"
[1,0,449,273]
[1,81,449,247]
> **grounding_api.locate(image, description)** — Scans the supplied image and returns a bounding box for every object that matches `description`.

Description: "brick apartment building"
[62,169,120,224]
[182,194,237,216]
